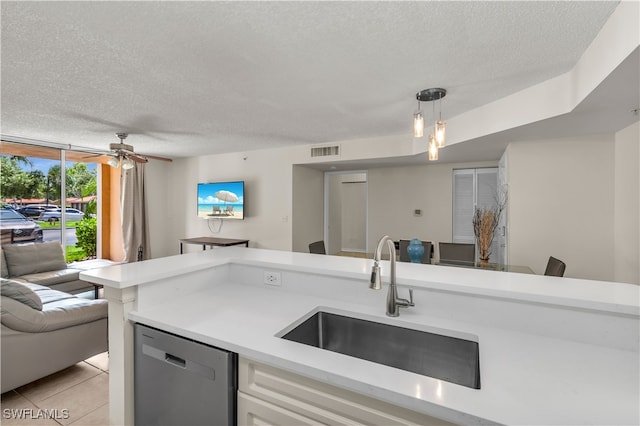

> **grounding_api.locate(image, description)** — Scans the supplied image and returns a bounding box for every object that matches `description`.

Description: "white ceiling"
[1,1,635,165]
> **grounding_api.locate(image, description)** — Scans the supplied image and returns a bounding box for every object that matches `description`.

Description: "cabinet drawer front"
[238,392,321,426]
[239,358,454,426]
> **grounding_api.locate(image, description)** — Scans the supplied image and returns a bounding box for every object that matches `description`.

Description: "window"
[0,141,99,261]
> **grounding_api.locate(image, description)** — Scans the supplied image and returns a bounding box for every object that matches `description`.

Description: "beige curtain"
[120,163,150,262]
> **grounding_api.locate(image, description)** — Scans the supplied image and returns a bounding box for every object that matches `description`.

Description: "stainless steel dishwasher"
[134,323,237,426]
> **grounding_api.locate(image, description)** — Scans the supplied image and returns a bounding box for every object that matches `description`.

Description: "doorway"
[324,171,368,256]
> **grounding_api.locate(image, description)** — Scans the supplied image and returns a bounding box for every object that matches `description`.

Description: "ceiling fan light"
[435,120,446,147]
[121,157,135,170]
[413,110,424,138]
[428,134,438,161]
[107,156,120,168]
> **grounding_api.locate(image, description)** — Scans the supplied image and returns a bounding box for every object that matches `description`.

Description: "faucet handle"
[408,288,415,306]
[370,263,382,290]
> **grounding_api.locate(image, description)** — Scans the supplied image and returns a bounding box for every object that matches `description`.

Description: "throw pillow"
[0,278,43,311]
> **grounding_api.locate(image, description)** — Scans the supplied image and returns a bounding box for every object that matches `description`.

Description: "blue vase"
[407,239,425,263]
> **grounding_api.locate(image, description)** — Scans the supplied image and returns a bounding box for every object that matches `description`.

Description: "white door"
[324,171,368,255]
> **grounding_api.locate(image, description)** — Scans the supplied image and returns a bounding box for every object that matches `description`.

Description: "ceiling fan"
[105,132,172,169]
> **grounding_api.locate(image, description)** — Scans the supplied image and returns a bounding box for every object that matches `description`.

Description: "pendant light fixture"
[413,100,424,138]
[413,88,447,160]
[428,134,438,161]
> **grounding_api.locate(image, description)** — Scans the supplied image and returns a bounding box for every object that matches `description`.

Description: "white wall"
[292,165,324,253]
[146,128,637,284]
[614,122,639,284]
[326,173,343,255]
[145,161,173,258]
[148,147,297,256]
[146,133,421,257]
[367,161,497,257]
[507,134,616,280]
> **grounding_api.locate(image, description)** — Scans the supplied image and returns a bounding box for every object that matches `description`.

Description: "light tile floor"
[1,352,109,426]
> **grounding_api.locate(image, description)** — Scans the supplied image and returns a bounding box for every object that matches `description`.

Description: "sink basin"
[280,310,480,389]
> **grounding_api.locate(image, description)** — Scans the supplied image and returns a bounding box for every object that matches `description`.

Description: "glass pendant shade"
[428,135,438,161]
[435,120,446,148]
[107,156,120,168]
[121,157,135,170]
[413,111,424,138]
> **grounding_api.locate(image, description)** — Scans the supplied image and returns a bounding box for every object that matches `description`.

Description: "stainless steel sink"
[280,310,480,389]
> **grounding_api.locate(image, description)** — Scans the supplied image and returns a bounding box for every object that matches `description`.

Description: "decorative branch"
[472,191,507,261]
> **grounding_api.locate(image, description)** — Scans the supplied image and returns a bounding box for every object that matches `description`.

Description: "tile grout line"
[15,364,103,406]
[67,401,109,426]
[31,372,109,426]
[13,363,108,424]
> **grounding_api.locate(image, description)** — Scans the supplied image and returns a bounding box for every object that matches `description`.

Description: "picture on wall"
[197,181,245,220]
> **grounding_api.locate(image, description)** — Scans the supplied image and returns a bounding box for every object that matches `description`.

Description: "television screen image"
[197,181,244,220]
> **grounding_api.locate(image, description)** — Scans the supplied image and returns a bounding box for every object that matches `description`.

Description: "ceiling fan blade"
[139,153,173,162]
[129,153,149,163]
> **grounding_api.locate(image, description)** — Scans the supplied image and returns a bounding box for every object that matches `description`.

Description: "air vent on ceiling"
[310,145,340,158]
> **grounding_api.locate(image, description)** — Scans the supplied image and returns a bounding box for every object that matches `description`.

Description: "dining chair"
[544,256,566,277]
[399,240,433,264]
[308,240,326,255]
[438,242,475,266]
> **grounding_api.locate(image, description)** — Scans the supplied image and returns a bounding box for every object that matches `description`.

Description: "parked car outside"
[0,209,44,243]
[38,208,85,222]
[16,205,57,218]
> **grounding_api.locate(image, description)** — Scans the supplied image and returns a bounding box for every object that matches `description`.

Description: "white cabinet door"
[238,357,454,426]
[238,392,320,426]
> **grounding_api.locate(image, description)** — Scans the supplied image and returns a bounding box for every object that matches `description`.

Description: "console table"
[179,237,250,254]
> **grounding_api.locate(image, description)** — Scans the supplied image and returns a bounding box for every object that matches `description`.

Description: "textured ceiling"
[0,1,624,162]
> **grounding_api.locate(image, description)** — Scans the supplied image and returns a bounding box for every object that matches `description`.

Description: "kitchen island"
[81,246,639,425]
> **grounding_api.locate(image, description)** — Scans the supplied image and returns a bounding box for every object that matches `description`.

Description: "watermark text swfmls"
[2,408,70,420]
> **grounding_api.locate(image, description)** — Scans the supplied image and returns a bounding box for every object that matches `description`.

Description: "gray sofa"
[1,278,108,393]
[1,242,95,295]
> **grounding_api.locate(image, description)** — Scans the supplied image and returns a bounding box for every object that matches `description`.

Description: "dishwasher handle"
[165,353,186,368]
[142,344,216,379]
[143,344,187,369]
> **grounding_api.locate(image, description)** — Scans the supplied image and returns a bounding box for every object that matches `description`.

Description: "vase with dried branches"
[472,204,504,265]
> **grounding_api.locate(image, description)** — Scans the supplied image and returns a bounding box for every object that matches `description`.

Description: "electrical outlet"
[263,271,281,286]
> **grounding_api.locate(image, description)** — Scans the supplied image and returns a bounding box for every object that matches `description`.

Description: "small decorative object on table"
[407,238,425,263]
[472,206,503,265]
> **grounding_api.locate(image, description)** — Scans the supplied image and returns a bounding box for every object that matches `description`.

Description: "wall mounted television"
[197,181,244,220]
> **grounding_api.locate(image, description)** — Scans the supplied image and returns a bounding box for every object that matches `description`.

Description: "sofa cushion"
[2,242,67,277]
[1,295,107,333]
[1,250,8,278]
[18,268,81,286]
[30,287,76,305]
[0,278,43,311]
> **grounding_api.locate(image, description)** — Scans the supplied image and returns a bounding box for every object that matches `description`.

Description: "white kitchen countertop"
[83,247,639,315]
[83,247,640,425]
